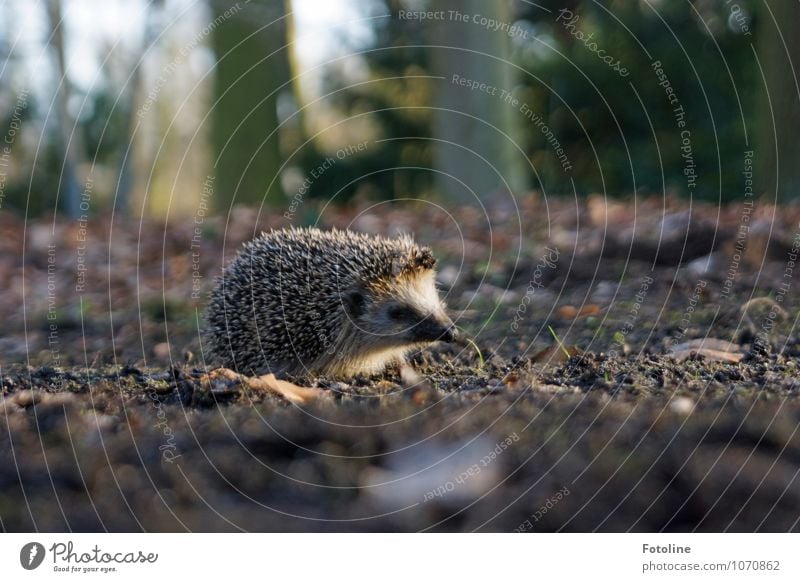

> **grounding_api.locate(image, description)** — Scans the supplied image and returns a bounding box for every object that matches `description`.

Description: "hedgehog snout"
[439,321,459,343]
[412,312,458,343]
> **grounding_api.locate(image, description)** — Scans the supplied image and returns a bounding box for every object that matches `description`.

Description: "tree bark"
[210,0,291,208]
[430,0,527,202]
[46,0,83,218]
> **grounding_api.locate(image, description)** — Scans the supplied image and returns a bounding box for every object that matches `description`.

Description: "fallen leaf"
[250,374,325,405]
[532,343,583,364]
[199,368,325,405]
[502,371,521,390]
[557,304,601,318]
[668,339,744,363]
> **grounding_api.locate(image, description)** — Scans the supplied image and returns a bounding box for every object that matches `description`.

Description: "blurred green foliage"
[515,0,757,199]
[292,0,435,205]
[0,0,777,216]
[298,0,758,202]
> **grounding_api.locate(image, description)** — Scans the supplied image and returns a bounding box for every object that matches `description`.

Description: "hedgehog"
[204,227,457,378]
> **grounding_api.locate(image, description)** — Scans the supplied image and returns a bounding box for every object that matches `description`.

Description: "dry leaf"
[532,343,583,364]
[502,371,521,390]
[587,195,634,227]
[250,374,325,405]
[557,304,601,318]
[199,368,325,405]
[198,367,240,387]
[668,339,744,363]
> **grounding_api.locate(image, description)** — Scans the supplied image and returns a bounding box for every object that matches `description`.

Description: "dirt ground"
[1,195,799,532]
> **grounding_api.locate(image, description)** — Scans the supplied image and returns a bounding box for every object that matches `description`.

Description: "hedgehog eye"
[344,291,365,318]
[387,305,414,321]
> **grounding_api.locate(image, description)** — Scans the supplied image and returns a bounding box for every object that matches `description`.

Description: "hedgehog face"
[379,298,457,344]
[344,271,457,348]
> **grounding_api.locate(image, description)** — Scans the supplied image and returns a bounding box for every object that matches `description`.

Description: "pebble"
[670,397,694,415]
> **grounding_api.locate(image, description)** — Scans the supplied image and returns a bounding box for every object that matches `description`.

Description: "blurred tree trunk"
[430,0,527,202]
[210,0,291,208]
[755,2,800,201]
[116,0,164,216]
[46,0,82,218]
[130,5,213,220]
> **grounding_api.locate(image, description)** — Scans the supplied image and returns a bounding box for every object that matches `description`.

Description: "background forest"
[2,0,797,223]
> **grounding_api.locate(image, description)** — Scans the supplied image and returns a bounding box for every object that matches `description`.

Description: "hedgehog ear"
[389,247,436,277]
[343,288,366,319]
[416,247,436,269]
[389,253,405,278]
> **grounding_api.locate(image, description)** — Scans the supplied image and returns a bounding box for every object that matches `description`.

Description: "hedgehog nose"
[435,312,458,342]
[440,324,458,343]
[414,315,458,343]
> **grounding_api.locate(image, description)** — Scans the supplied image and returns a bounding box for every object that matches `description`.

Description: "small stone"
[670,397,694,415]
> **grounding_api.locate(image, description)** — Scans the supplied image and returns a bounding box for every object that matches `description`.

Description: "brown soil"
[1,196,799,531]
